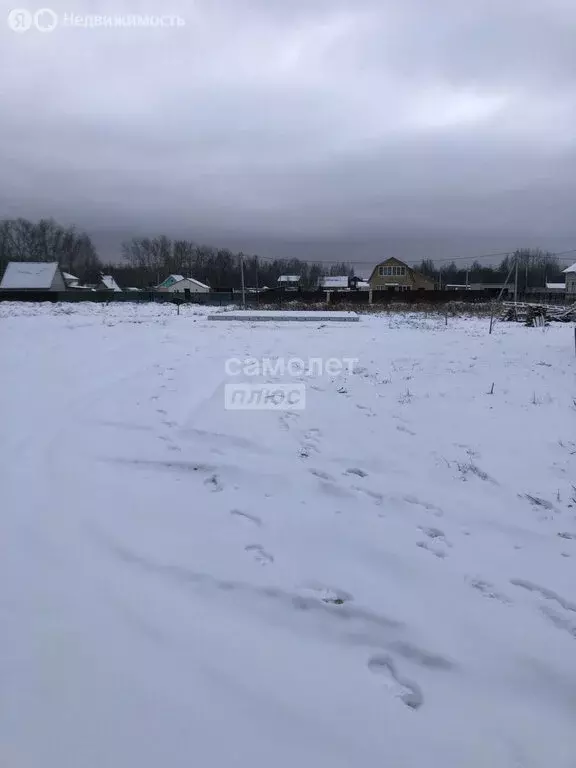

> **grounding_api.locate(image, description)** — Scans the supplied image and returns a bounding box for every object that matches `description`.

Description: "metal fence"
[0,288,572,306]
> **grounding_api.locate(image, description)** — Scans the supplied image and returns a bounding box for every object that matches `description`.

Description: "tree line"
[0,218,101,282]
[0,217,569,291]
[118,235,352,290]
[415,250,566,292]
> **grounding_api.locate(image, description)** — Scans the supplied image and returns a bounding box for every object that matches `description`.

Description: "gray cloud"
[1,0,575,262]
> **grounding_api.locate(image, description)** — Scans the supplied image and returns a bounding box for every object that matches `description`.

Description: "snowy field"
[1,301,576,768]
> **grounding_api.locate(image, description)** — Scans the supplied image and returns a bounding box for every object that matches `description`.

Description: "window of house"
[379,264,406,277]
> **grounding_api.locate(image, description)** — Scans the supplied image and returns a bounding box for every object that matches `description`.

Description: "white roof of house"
[156,274,185,287]
[0,261,60,289]
[546,282,565,289]
[321,276,349,288]
[562,262,576,274]
[278,275,301,283]
[156,275,188,288]
[172,277,210,290]
[62,272,78,281]
[100,275,122,291]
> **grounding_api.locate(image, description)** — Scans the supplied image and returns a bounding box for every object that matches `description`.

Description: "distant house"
[97,275,122,292]
[563,263,576,294]
[320,276,350,290]
[277,275,301,289]
[368,258,435,292]
[0,261,66,291]
[62,271,80,288]
[546,282,565,292]
[157,274,185,290]
[156,276,210,294]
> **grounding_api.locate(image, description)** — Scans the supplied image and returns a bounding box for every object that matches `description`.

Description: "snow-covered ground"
[1,301,575,768]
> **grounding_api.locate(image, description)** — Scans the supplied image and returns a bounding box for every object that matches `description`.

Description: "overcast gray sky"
[1,0,575,264]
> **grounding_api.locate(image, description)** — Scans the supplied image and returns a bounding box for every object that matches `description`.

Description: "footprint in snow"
[351,485,383,505]
[245,544,274,565]
[310,468,336,482]
[204,474,224,492]
[299,582,353,605]
[403,495,444,517]
[468,578,511,604]
[279,412,300,431]
[367,654,423,710]
[419,526,451,547]
[416,541,447,559]
[230,509,262,527]
[345,468,368,478]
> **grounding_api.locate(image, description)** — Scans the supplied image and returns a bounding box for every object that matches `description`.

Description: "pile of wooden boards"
[502,301,576,325]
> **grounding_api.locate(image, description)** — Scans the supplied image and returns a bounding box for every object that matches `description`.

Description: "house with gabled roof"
[368,257,435,292]
[563,263,576,294]
[157,274,185,290]
[97,275,122,292]
[62,271,80,288]
[156,275,210,294]
[0,261,66,291]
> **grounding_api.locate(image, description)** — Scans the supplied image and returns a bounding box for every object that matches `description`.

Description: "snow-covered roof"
[62,272,78,281]
[277,275,301,283]
[546,282,565,290]
[0,261,60,289]
[158,274,185,286]
[100,275,122,292]
[562,262,576,274]
[171,277,210,290]
[321,276,349,289]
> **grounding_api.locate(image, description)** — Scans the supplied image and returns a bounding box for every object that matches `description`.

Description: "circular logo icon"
[7,8,33,32]
[34,7,58,31]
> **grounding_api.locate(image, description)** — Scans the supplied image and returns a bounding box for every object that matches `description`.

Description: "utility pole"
[240,254,246,308]
[496,253,515,303]
[514,254,519,303]
[465,267,469,289]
